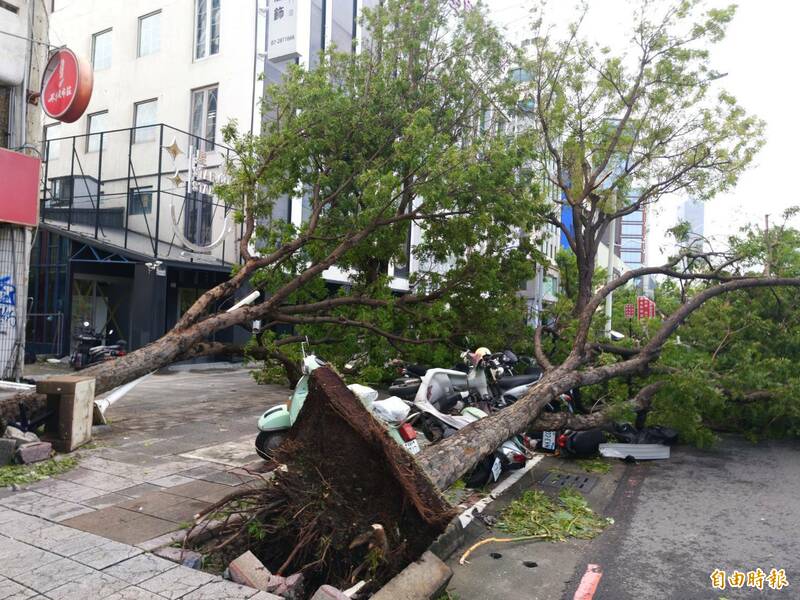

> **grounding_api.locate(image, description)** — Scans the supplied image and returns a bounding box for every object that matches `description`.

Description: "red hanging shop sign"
[40,48,93,123]
[637,296,657,319]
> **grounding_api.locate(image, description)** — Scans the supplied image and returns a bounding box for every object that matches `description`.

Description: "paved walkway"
[0,365,288,599]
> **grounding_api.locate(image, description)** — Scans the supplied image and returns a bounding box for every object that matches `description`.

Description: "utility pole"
[604,190,617,338]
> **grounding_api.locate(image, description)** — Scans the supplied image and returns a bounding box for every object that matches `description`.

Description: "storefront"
[0,147,39,380]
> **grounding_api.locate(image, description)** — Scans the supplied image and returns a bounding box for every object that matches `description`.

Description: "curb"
[430,454,545,562]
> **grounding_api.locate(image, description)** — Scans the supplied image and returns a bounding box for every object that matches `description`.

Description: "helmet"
[474,347,491,359]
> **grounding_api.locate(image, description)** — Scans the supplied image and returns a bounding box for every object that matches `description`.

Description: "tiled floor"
[0,367,286,599]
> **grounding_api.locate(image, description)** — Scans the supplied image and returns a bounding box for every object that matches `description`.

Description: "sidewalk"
[0,366,288,599]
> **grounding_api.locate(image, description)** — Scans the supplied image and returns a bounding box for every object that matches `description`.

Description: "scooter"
[70,322,127,370]
[255,343,421,459]
[409,363,531,487]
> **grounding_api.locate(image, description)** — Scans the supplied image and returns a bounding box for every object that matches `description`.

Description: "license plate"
[403,439,420,454]
[491,457,502,482]
[542,431,556,450]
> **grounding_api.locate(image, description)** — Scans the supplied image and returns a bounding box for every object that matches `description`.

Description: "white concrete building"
[31,0,388,356]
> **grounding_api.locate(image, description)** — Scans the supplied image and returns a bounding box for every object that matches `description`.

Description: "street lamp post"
[604,190,617,338]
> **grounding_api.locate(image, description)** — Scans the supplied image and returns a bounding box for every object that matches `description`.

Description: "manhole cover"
[540,471,598,492]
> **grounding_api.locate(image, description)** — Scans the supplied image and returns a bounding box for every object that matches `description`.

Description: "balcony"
[40,124,242,268]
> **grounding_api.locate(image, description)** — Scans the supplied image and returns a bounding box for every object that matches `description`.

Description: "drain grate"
[539,471,598,492]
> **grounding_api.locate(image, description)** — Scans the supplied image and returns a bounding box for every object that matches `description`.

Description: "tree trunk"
[1,334,189,426]
[417,367,581,489]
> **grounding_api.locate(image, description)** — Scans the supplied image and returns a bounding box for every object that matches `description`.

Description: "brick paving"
[0,366,287,599]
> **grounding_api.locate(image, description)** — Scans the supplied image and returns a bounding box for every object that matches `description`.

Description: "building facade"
[31,0,382,357]
[616,205,648,270]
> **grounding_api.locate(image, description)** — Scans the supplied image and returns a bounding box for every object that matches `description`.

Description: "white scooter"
[256,342,421,459]
[409,352,531,487]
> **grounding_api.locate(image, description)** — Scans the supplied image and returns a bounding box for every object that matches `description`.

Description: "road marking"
[573,563,603,600]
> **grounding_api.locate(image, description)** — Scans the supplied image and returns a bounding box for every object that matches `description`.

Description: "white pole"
[226,290,261,312]
[604,191,617,338]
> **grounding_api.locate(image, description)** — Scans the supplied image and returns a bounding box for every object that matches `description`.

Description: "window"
[190,86,217,150]
[184,191,213,245]
[331,0,355,52]
[138,11,161,57]
[622,210,643,223]
[92,29,112,70]
[621,223,642,236]
[128,186,153,215]
[509,67,532,83]
[194,0,220,60]
[86,111,109,152]
[44,123,60,161]
[133,99,158,142]
[620,237,642,250]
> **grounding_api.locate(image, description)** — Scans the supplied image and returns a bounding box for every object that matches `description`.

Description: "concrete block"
[15,441,53,464]
[4,425,39,447]
[37,376,95,452]
[273,572,304,599]
[0,437,16,465]
[310,585,350,600]
[182,553,203,570]
[229,550,272,590]
[371,551,452,600]
[265,575,285,593]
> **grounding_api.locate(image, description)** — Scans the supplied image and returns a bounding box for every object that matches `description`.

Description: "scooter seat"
[496,373,541,390]
[405,364,428,377]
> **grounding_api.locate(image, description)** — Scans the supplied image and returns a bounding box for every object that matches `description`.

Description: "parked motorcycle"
[255,344,421,460]
[70,321,127,370]
[387,360,429,399]
[408,363,531,487]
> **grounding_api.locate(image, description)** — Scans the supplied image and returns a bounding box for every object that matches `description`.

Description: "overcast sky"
[489,0,800,265]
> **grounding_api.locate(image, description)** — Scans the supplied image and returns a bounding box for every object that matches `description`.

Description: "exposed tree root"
[185,367,454,595]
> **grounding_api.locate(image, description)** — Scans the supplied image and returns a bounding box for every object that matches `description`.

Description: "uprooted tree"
[4,0,798,592]
[4,0,797,475]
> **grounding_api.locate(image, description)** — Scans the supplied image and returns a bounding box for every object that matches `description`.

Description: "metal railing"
[25,312,63,356]
[40,123,243,267]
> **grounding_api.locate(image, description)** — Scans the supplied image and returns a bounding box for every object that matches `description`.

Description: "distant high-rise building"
[679,198,705,251]
[617,205,648,270]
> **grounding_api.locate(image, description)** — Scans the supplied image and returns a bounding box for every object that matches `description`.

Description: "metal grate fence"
[0,224,30,380]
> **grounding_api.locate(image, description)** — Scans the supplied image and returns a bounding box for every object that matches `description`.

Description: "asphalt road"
[567,437,800,599]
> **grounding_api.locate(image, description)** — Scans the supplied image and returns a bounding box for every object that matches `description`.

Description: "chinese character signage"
[41,48,93,123]
[624,303,635,318]
[268,0,299,62]
[637,296,656,319]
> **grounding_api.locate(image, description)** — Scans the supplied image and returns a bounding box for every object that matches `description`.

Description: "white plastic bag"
[371,396,411,424]
[347,383,379,410]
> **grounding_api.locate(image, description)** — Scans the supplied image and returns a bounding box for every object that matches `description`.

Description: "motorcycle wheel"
[421,417,445,442]
[464,454,495,488]
[255,430,287,461]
